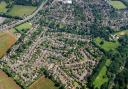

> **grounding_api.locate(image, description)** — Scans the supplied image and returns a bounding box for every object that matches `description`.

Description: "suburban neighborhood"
[0,0,128,89]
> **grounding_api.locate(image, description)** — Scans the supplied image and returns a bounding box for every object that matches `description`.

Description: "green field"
[94,37,120,51]
[15,22,32,30]
[93,59,111,89]
[115,30,128,36]
[29,76,58,89]
[7,5,36,17]
[0,1,8,13]
[0,70,21,89]
[109,0,127,9]
[11,22,32,33]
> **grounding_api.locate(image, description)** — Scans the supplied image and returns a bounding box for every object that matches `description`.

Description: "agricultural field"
[29,76,58,89]
[0,31,16,58]
[93,59,111,89]
[0,1,8,13]
[94,37,120,51]
[109,0,127,9]
[0,70,21,89]
[7,5,36,17]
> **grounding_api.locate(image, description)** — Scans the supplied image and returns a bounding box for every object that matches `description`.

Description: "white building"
[57,0,72,4]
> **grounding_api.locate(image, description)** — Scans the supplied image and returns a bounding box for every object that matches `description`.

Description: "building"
[58,0,72,4]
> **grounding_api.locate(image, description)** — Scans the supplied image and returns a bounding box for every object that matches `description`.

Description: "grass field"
[94,37,120,51]
[7,5,36,17]
[109,0,127,9]
[0,70,21,89]
[29,76,58,89]
[11,22,32,33]
[0,31,16,58]
[0,1,8,13]
[15,22,32,30]
[93,59,111,89]
[116,30,128,36]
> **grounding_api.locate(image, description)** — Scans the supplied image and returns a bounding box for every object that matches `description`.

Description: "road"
[0,0,48,31]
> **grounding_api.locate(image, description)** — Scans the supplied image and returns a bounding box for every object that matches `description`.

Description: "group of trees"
[108,36,128,89]
[40,67,65,89]
[90,24,114,40]
[88,35,128,89]
[113,62,128,89]
[3,0,41,6]
[14,0,41,6]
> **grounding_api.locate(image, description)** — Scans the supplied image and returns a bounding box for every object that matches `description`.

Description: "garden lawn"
[29,76,58,89]
[7,5,36,17]
[109,1,127,9]
[0,1,8,13]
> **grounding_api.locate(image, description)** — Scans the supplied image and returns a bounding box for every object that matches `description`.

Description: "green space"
[93,59,111,89]
[7,5,36,17]
[15,22,32,30]
[11,22,32,33]
[29,76,58,89]
[109,0,127,9]
[73,81,80,88]
[94,37,120,51]
[115,30,128,36]
[0,1,8,13]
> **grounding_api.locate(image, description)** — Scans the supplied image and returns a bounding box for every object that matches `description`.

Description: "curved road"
[0,0,48,31]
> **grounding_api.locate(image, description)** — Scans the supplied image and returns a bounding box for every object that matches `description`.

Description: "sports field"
[0,1,8,13]
[7,5,36,17]
[0,31,16,58]
[94,37,120,51]
[109,0,127,9]
[0,70,21,89]
[29,76,58,89]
